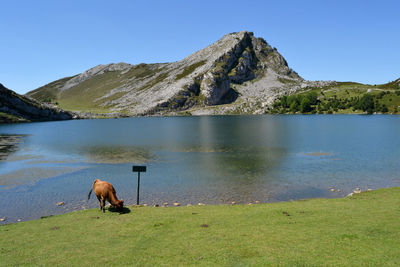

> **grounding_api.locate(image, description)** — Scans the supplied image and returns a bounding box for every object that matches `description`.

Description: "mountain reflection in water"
[0,134,27,161]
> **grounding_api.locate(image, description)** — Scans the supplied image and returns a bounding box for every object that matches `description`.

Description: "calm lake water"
[1,115,399,223]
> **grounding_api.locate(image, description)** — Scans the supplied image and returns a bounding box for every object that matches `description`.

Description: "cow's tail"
[88,180,97,200]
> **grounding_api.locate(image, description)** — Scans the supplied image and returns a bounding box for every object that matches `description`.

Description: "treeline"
[271,91,399,114]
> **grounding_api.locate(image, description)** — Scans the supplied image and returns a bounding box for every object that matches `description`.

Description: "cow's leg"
[97,196,102,211]
[101,197,106,213]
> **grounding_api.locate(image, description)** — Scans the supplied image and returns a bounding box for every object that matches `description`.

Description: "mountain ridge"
[26,31,398,116]
[28,31,323,116]
[0,83,75,123]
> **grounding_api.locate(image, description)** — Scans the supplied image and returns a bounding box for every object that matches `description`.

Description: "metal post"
[132,166,146,206]
[137,171,140,205]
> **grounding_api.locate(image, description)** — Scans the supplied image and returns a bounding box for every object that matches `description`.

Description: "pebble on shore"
[353,188,362,194]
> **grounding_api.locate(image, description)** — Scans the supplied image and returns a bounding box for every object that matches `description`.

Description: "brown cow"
[88,179,124,213]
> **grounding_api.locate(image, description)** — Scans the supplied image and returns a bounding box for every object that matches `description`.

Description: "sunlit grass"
[1,188,399,266]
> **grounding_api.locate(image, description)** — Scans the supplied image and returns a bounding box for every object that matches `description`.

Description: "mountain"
[0,83,75,123]
[27,31,325,116]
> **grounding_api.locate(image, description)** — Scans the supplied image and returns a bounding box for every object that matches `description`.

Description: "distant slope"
[28,31,320,116]
[0,83,75,123]
[378,77,400,90]
[270,80,400,114]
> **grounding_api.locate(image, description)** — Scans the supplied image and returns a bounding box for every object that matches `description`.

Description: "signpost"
[132,166,146,205]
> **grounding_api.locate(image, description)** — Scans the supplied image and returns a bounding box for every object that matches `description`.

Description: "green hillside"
[271,81,400,114]
[27,64,167,114]
[0,83,74,123]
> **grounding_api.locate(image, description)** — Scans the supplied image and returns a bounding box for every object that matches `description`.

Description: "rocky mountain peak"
[27,31,305,116]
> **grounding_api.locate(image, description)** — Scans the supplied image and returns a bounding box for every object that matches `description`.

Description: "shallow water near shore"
[0,115,400,223]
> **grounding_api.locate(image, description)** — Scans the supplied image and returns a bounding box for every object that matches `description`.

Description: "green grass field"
[1,188,399,266]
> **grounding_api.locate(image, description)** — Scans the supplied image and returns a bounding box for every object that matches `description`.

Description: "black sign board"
[132,166,146,205]
[132,166,146,172]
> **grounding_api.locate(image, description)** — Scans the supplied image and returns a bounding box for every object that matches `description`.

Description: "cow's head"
[115,199,124,211]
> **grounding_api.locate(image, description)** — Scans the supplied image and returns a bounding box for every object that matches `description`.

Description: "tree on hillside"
[290,101,299,113]
[356,94,374,113]
[300,97,312,113]
[305,91,318,105]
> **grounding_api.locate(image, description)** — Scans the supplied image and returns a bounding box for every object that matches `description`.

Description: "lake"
[1,115,399,223]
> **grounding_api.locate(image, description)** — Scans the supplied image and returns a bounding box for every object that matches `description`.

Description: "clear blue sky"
[1,0,399,94]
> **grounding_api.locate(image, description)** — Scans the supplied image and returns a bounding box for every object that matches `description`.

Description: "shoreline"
[0,186,385,225]
[2,112,400,125]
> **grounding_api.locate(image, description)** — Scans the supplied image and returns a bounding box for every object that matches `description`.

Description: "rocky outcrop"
[198,32,301,105]
[0,83,75,123]
[200,71,231,105]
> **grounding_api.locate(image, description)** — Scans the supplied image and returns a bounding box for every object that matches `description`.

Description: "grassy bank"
[1,188,400,266]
